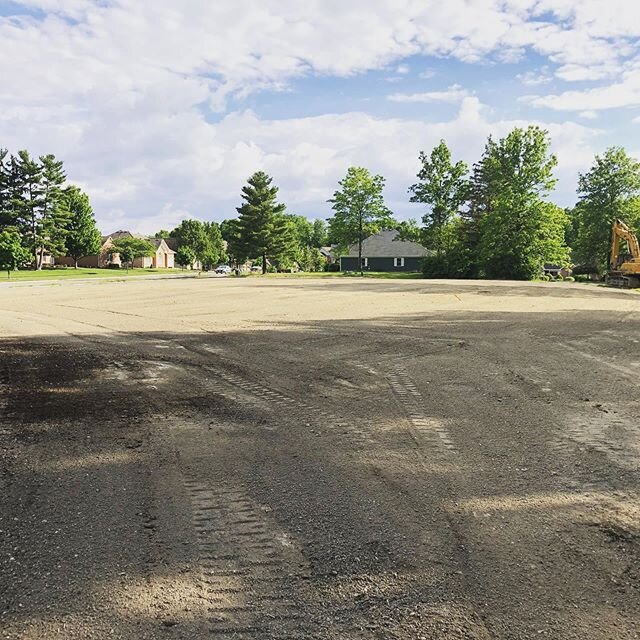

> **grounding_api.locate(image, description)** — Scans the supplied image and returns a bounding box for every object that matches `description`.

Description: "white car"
[215,264,232,275]
[250,265,262,273]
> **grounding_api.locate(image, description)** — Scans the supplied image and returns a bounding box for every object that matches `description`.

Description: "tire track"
[388,364,457,454]
[182,476,316,639]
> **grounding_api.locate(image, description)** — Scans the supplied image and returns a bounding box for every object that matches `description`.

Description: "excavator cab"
[607,219,640,288]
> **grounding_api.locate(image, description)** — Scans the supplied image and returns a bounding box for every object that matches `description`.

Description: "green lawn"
[1,267,194,282]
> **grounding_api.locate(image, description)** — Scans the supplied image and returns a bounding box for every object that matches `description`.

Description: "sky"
[1,1,640,234]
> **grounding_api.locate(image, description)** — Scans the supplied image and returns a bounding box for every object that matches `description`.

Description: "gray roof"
[342,229,430,258]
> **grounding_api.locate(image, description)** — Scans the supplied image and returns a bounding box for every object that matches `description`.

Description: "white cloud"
[579,110,598,120]
[524,63,640,111]
[517,69,552,86]
[388,85,470,103]
[0,1,625,231]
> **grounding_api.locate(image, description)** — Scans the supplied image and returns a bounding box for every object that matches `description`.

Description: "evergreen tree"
[327,166,394,273]
[573,147,640,272]
[235,171,286,274]
[63,185,101,267]
[0,149,13,229]
[14,150,43,267]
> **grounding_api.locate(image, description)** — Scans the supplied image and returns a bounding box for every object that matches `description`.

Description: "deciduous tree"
[573,147,640,272]
[409,140,469,254]
[327,166,394,273]
[475,126,567,279]
[0,228,30,278]
[111,236,154,272]
[64,186,101,267]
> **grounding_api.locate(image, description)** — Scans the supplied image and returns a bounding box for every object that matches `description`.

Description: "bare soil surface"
[1,277,639,639]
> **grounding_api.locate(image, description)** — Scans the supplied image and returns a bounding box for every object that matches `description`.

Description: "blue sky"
[1,1,640,233]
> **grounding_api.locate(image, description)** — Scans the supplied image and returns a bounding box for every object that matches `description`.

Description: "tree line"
[0,148,101,274]
[402,126,640,279]
[4,127,640,280]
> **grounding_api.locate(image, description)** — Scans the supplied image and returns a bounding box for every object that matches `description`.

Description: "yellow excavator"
[607,219,640,288]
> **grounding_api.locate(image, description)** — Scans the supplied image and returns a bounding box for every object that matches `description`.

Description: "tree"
[202,221,226,269]
[0,228,30,278]
[311,219,328,247]
[270,214,298,270]
[37,154,70,269]
[474,126,567,279]
[170,219,209,267]
[328,166,394,273]
[63,186,101,267]
[154,230,170,238]
[409,140,469,254]
[111,236,154,272]
[175,246,196,270]
[12,151,70,269]
[221,217,249,267]
[235,171,286,274]
[573,147,640,272]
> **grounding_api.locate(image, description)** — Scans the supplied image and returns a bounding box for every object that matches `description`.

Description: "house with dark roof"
[339,229,431,272]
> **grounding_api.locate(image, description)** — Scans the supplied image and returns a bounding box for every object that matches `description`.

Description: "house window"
[394,257,405,267]
[361,257,368,267]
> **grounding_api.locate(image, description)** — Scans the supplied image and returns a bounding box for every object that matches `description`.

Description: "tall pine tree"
[235,171,286,273]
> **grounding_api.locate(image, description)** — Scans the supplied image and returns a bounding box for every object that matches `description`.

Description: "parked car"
[215,264,232,275]
[250,265,262,273]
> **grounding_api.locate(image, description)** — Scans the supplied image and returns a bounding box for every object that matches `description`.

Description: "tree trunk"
[74,259,78,269]
[262,253,267,274]
[358,210,364,276]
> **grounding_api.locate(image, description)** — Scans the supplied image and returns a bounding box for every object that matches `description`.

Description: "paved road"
[0,279,638,638]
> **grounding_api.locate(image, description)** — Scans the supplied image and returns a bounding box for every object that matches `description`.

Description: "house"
[133,238,175,268]
[339,229,431,272]
[165,237,201,270]
[56,234,120,268]
[57,230,175,269]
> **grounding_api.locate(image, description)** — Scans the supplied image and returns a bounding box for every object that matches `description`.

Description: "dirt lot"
[0,277,639,639]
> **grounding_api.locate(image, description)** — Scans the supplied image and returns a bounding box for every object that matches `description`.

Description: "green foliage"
[235,171,287,273]
[394,219,422,243]
[169,219,226,269]
[154,230,170,238]
[572,147,640,272]
[409,140,468,254]
[203,221,226,268]
[328,166,394,270]
[221,217,249,266]
[311,219,328,247]
[472,126,567,279]
[479,198,569,280]
[0,228,31,277]
[63,186,101,266]
[111,236,154,270]
[175,246,196,269]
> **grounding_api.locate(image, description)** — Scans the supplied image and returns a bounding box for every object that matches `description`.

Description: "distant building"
[57,231,175,268]
[339,229,430,272]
